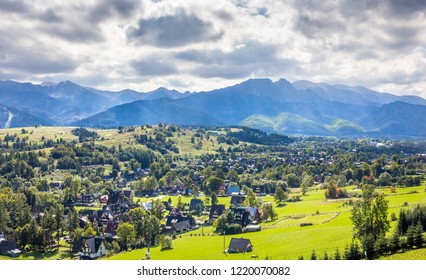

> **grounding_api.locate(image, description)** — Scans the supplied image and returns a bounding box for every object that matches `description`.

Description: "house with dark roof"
[189,198,204,211]
[77,236,107,260]
[76,194,95,206]
[227,238,253,253]
[172,220,191,233]
[209,204,225,221]
[230,195,246,206]
[0,236,21,257]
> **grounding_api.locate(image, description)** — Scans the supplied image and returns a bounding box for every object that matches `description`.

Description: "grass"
[107,184,426,260]
[380,248,426,260]
[0,241,74,260]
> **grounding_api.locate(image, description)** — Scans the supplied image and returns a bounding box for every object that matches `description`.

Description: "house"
[77,236,107,260]
[123,189,134,204]
[230,195,246,206]
[76,194,95,206]
[104,221,118,238]
[209,204,225,221]
[107,190,124,205]
[99,195,109,204]
[227,238,253,253]
[229,207,251,226]
[226,185,240,195]
[166,214,195,227]
[172,220,191,233]
[189,198,204,211]
[0,236,21,257]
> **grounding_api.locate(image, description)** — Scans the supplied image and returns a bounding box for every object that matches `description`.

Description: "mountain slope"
[0,104,52,128]
[2,78,426,137]
[360,102,426,136]
[73,99,224,128]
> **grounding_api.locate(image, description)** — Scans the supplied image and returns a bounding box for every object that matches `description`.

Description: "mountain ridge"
[1,78,425,137]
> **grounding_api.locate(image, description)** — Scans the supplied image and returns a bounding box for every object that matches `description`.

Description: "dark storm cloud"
[126,10,224,48]
[0,0,28,13]
[176,41,299,79]
[89,0,142,23]
[131,57,177,76]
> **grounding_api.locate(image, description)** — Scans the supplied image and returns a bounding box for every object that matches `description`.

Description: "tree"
[117,222,136,250]
[245,189,257,207]
[160,235,173,250]
[350,184,390,259]
[286,173,301,188]
[143,215,161,246]
[211,192,218,206]
[333,248,341,260]
[83,223,96,237]
[310,249,317,260]
[0,201,11,233]
[128,208,147,241]
[274,187,287,206]
[54,204,64,245]
[177,196,185,211]
[71,178,81,204]
[301,173,314,195]
[205,176,224,194]
[262,203,277,221]
[142,176,158,191]
[68,210,79,233]
[150,199,164,220]
[415,221,424,248]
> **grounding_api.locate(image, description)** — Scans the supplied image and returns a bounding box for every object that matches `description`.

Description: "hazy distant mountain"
[293,80,426,106]
[73,99,223,128]
[0,103,51,128]
[2,78,426,137]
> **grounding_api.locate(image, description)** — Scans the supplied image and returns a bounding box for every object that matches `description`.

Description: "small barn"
[227,238,253,253]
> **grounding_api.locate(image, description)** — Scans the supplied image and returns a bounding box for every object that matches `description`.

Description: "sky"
[0,0,425,97]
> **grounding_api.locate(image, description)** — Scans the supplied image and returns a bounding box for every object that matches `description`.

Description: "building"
[77,236,107,260]
[227,238,253,253]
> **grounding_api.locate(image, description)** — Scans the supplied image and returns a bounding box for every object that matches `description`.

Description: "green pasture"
[380,248,426,260]
[109,184,426,260]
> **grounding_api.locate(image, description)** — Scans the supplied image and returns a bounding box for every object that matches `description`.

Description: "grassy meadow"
[107,184,426,260]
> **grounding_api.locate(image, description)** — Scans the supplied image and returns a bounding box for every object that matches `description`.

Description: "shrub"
[161,235,173,250]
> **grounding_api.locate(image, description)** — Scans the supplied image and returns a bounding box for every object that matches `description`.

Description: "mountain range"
[0,78,425,137]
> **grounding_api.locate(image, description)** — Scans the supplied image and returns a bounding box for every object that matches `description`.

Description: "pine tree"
[414,221,424,248]
[334,248,341,260]
[310,249,317,260]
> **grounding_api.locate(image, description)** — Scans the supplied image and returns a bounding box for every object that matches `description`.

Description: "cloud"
[131,56,178,76]
[0,39,77,75]
[176,41,299,79]
[0,0,28,13]
[36,9,64,23]
[126,10,224,48]
[89,0,142,23]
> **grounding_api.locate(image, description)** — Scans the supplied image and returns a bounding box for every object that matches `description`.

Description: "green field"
[107,184,426,260]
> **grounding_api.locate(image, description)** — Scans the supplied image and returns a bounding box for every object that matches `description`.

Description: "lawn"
[108,184,426,260]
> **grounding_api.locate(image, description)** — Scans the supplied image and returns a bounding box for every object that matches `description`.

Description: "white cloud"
[0,0,425,97]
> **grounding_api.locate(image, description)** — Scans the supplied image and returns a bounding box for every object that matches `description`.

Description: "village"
[1,126,426,260]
